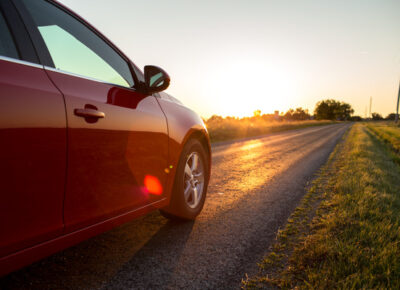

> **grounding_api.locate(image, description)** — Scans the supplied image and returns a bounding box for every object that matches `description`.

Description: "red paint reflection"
[107,87,144,109]
[144,175,163,195]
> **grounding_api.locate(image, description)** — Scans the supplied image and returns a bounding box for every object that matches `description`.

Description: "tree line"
[313,99,394,121]
[282,99,355,121]
[206,99,394,122]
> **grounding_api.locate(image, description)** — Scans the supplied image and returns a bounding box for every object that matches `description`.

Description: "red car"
[0,0,211,276]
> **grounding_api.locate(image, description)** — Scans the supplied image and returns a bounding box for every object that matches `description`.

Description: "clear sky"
[59,0,400,118]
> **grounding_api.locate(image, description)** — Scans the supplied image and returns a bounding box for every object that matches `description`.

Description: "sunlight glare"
[144,175,163,195]
[203,57,299,117]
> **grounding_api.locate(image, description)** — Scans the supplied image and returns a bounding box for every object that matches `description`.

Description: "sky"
[59,0,400,118]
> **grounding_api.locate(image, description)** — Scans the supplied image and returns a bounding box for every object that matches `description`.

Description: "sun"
[203,58,299,117]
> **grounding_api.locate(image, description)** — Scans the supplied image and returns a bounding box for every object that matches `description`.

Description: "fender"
[156,97,211,205]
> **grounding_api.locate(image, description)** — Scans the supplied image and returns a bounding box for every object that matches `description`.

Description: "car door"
[0,0,66,257]
[18,0,170,231]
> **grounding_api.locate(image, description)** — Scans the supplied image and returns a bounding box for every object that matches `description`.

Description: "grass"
[366,122,400,154]
[243,122,400,289]
[205,117,335,143]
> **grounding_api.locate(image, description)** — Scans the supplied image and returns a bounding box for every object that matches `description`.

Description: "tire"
[160,138,209,221]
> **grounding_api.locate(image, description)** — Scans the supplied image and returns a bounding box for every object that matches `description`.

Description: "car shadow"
[0,212,194,290]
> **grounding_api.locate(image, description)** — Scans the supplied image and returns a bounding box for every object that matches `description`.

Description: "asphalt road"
[1,123,351,290]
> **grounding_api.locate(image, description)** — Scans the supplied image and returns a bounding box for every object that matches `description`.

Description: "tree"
[292,107,310,120]
[283,108,310,120]
[283,109,294,120]
[206,115,223,124]
[372,113,383,120]
[253,109,261,117]
[385,113,396,120]
[336,102,354,120]
[372,113,383,121]
[349,116,363,121]
[314,99,354,120]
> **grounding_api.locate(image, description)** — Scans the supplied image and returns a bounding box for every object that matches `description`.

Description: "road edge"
[241,123,352,288]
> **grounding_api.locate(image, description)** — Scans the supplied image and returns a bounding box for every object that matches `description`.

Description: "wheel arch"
[155,97,211,207]
[183,129,211,171]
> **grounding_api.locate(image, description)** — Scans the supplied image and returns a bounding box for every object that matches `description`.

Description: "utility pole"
[369,96,372,119]
[396,80,400,123]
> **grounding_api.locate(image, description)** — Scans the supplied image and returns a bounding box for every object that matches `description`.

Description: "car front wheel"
[160,138,209,220]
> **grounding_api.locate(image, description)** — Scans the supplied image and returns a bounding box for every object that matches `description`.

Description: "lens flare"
[144,175,163,195]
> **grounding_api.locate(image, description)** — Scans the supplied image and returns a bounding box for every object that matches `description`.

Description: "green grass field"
[243,122,400,289]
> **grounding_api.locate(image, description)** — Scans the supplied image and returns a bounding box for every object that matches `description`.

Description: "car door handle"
[74,108,105,119]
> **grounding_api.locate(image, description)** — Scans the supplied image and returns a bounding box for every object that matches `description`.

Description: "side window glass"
[0,10,20,60]
[21,0,134,88]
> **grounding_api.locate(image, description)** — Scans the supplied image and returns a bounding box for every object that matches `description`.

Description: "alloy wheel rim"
[183,152,204,209]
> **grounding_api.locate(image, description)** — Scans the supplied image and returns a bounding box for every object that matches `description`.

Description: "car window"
[0,10,19,60]
[21,0,134,88]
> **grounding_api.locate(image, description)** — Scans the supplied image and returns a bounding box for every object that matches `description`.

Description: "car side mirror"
[144,65,170,94]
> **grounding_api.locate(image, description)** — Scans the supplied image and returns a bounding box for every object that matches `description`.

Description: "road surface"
[1,123,350,290]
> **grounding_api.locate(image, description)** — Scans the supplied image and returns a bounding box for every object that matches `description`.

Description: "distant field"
[205,118,335,143]
[244,122,400,288]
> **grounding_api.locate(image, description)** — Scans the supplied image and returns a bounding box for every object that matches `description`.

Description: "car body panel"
[0,58,66,258]
[0,0,210,277]
[44,69,169,232]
